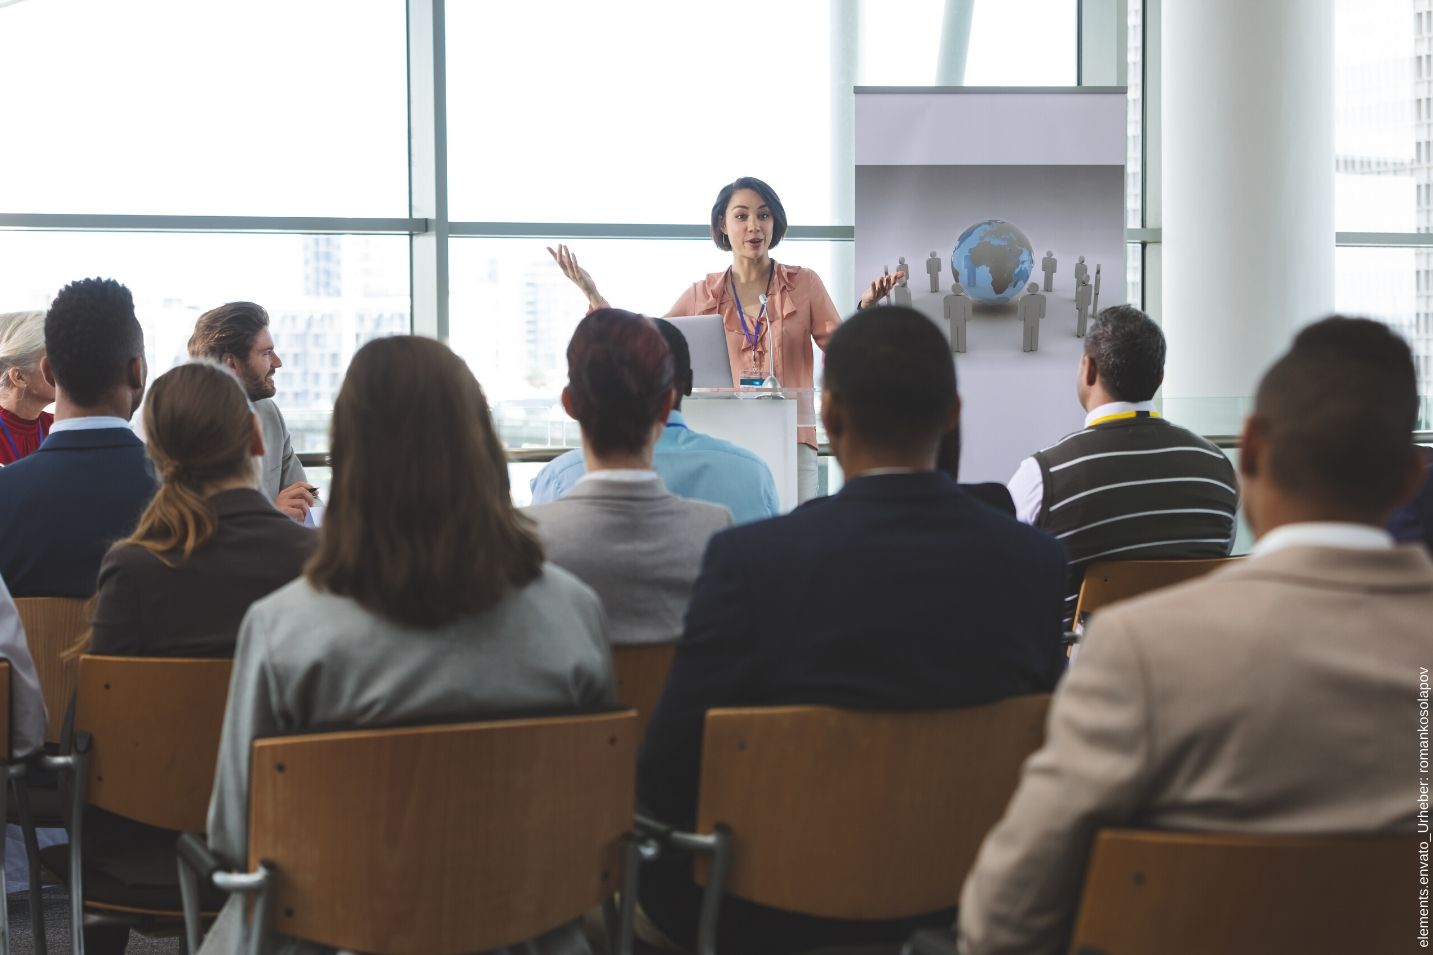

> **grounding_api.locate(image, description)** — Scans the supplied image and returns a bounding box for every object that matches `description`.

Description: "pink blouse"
[665,262,841,448]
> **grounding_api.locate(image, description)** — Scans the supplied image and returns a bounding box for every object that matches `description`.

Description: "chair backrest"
[0,659,10,763]
[694,695,1051,919]
[246,710,638,955]
[73,655,234,833]
[611,642,676,741]
[1069,829,1412,955]
[15,596,91,742]
[1074,557,1241,623]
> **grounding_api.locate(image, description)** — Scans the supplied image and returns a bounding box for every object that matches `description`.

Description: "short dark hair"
[653,318,693,400]
[1085,304,1166,402]
[45,277,144,407]
[308,336,543,628]
[1253,316,1419,515]
[188,301,269,362]
[710,176,788,251]
[822,306,957,453]
[565,309,674,456]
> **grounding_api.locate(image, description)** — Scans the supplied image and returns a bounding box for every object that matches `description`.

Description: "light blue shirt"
[47,415,132,434]
[530,409,780,525]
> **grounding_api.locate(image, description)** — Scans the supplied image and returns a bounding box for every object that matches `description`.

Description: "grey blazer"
[957,543,1433,955]
[203,566,612,955]
[254,398,306,502]
[526,477,732,645]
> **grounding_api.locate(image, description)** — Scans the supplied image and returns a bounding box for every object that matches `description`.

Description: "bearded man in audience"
[0,277,153,596]
[188,301,312,521]
[957,316,1433,954]
[637,305,1068,954]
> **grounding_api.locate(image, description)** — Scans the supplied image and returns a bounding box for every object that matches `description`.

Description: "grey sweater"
[202,565,612,955]
[526,476,732,645]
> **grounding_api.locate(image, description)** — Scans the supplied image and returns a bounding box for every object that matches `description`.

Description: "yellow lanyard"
[1087,409,1161,427]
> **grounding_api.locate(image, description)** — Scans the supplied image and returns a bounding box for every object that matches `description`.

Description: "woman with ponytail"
[87,361,316,657]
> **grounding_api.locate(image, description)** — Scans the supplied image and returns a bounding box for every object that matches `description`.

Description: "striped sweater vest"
[1033,413,1238,625]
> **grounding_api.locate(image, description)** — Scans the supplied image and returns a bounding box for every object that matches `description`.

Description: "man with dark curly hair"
[0,277,154,596]
[1006,304,1239,628]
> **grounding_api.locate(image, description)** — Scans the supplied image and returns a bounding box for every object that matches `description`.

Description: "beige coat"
[958,543,1433,955]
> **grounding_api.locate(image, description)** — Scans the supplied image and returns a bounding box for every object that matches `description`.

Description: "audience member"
[531,318,780,523]
[1006,304,1238,626]
[0,278,153,597]
[526,310,731,645]
[69,361,319,955]
[87,362,317,657]
[1388,445,1433,554]
[187,302,312,521]
[202,336,612,955]
[958,317,1433,954]
[0,309,56,465]
[637,306,1068,954]
[0,573,48,758]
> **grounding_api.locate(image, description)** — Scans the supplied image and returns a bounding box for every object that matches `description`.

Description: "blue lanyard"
[728,261,775,349]
[663,421,688,431]
[0,414,42,460]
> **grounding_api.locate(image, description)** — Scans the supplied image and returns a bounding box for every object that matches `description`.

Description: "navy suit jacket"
[0,428,156,597]
[639,470,1068,834]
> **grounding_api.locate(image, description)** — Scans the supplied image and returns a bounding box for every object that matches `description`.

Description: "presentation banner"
[855,87,1127,484]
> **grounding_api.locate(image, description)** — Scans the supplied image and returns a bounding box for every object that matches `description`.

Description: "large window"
[0,0,408,217]
[1334,0,1433,426]
[443,0,1078,450]
[2,0,1129,466]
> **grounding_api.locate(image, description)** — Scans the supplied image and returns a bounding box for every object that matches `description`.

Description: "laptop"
[665,314,735,388]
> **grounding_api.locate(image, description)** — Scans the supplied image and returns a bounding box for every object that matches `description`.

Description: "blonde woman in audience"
[68,361,317,955]
[527,308,731,645]
[0,309,56,465]
[201,336,613,955]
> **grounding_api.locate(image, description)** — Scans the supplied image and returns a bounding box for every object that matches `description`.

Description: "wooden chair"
[40,655,233,954]
[1073,557,1241,627]
[1067,828,1412,954]
[612,642,676,741]
[642,696,1051,955]
[14,596,91,744]
[177,710,640,955]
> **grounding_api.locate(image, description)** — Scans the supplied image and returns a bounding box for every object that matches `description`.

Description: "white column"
[1161,0,1333,434]
[408,0,449,342]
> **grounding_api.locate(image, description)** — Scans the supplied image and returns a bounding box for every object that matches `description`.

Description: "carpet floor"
[5,891,181,955]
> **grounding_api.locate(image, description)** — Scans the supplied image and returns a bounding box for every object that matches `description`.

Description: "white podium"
[682,388,814,513]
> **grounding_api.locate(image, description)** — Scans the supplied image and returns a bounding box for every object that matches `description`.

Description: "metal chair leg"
[12,773,46,955]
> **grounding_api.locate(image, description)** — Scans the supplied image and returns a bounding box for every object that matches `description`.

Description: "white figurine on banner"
[944,282,972,354]
[1075,275,1093,338]
[1092,264,1102,316]
[1042,250,1057,292]
[926,251,943,293]
[892,268,912,307]
[1021,283,1046,353]
[897,256,910,286]
[882,265,892,305]
[1074,255,1089,286]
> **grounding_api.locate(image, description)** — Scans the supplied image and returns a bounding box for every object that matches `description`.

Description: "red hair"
[565,309,674,456]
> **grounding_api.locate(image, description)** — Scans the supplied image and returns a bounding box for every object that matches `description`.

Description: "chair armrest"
[634,812,673,840]
[901,928,961,955]
[176,833,225,886]
[177,833,275,955]
[631,813,732,955]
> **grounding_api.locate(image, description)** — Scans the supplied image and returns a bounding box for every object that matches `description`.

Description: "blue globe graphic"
[951,220,1036,305]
